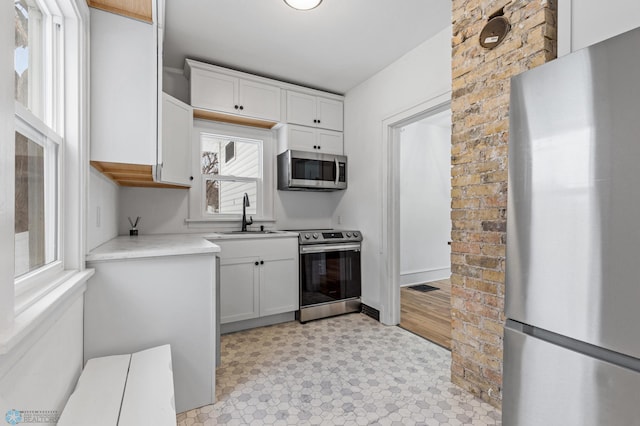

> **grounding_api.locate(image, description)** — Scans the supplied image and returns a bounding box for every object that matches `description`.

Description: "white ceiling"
[163,0,451,94]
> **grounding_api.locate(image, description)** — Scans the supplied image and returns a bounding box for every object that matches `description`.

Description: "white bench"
[58,345,176,426]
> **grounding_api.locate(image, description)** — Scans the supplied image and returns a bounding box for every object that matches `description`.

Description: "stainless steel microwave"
[277,150,347,191]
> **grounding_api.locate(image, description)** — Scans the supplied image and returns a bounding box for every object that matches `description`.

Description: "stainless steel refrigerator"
[504,26,640,425]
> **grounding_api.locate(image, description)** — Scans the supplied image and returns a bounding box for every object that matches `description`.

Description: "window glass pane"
[15,132,54,277]
[205,180,257,215]
[201,134,260,178]
[14,0,44,118]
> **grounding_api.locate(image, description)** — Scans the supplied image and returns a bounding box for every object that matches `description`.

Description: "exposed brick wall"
[450,0,557,408]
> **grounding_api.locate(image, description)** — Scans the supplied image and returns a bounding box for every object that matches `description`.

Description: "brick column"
[450,0,557,408]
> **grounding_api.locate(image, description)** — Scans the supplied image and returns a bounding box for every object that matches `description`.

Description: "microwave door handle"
[335,158,339,185]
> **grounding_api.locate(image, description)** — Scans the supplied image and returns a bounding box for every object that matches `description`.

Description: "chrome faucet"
[241,192,253,232]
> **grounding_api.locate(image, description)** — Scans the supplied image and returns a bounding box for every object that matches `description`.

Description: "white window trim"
[187,120,276,224]
[0,0,91,354]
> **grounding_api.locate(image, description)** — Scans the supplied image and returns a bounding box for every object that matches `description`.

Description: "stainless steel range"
[296,229,362,323]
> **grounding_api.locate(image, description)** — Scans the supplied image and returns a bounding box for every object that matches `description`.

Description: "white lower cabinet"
[217,237,298,325]
[219,257,260,323]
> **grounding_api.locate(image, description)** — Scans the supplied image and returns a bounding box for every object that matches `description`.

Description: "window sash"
[201,175,262,217]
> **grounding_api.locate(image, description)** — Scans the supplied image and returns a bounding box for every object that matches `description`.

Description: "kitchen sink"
[218,230,283,235]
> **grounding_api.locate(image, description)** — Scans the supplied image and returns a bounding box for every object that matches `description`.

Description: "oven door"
[299,243,361,307]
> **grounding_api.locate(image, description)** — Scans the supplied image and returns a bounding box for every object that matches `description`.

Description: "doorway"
[379,94,451,345]
[397,111,452,348]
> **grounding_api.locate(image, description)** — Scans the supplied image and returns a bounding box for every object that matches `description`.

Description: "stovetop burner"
[296,229,362,245]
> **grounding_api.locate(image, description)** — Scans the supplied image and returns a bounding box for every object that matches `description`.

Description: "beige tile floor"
[178,313,501,425]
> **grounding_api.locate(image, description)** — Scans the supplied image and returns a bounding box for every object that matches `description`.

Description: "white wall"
[336,26,452,311]
[117,187,336,234]
[0,298,84,426]
[87,167,119,250]
[163,67,190,104]
[559,0,640,56]
[399,119,451,286]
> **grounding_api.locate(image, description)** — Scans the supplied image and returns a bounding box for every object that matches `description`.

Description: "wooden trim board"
[91,161,188,189]
[88,0,153,23]
[193,109,278,130]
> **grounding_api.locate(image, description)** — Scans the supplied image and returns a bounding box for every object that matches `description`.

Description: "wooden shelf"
[193,109,278,130]
[88,0,153,23]
[91,161,188,189]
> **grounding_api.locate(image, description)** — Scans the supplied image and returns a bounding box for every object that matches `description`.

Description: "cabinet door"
[316,129,344,155]
[260,257,299,316]
[317,97,343,131]
[158,93,192,186]
[219,258,259,324]
[239,79,281,121]
[286,91,316,127]
[287,125,317,151]
[190,69,238,115]
[90,9,156,165]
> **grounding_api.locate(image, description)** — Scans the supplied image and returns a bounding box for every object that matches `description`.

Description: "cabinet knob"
[239,105,244,110]
[234,105,239,109]
[255,261,259,266]
[260,260,264,265]
[317,120,321,124]
[313,119,317,123]
[313,145,317,149]
[317,146,321,150]
[189,176,194,181]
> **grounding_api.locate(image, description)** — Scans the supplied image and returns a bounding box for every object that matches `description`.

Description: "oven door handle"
[300,243,361,254]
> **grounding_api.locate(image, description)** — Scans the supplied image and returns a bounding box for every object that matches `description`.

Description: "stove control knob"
[353,232,359,238]
[346,232,352,237]
[304,233,311,239]
[313,233,319,239]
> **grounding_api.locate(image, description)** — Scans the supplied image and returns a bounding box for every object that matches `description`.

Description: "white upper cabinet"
[286,91,343,131]
[239,80,282,122]
[187,61,282,122]
[90,8,157,166]
[190,70,238,115]
[279,124,343,155]
[159,93,192,186]
[89,6,191,188]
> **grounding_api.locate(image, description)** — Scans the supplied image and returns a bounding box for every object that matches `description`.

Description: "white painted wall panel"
[338,26,452,310]
[559,0,640,56]
[87,168,119,250]
[0,298,84,426]
[399,121,451,284]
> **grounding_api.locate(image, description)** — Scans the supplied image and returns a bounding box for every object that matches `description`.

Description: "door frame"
[379,93,451,326]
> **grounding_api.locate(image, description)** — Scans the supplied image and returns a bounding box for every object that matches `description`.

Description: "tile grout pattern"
[177,313,501,425]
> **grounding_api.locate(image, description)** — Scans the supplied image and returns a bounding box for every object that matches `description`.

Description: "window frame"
[188,120,275,224]
[5,0,90,320]
[13,0,65,297]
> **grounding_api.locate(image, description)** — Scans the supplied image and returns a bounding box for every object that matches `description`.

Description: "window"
[189,121,275,222]
[1,0,88,335]
[13,0,63,281]
[14,0,45,119]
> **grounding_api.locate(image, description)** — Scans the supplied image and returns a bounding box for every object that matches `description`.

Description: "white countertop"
[204,230,299,241]
[86,234,221,262]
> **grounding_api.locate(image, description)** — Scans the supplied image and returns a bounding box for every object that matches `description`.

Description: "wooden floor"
[399,279,451,350]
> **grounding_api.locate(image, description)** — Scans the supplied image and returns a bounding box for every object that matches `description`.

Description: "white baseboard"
[220,312,295,334]
[400,267,450,287]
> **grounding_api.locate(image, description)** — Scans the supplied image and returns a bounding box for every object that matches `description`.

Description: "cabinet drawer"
[215,237,297,259]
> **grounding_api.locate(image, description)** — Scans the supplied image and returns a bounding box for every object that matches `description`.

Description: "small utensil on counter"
[128,216,140,236]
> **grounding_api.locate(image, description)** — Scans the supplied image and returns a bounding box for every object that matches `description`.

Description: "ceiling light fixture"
[284,0,322,11]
